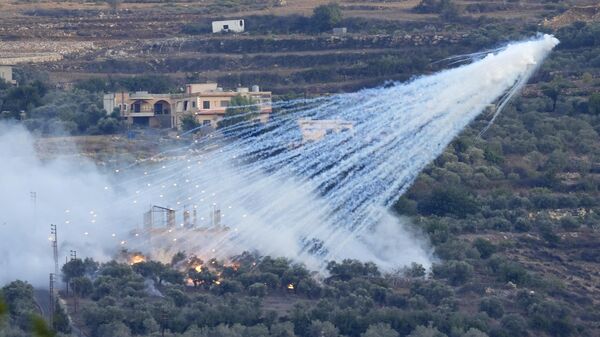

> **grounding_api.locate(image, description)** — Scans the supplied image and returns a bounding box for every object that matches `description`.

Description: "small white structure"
[298,119,354,142]
[0,65,17,85]
[212,19,245,33]
[332,27,347,35]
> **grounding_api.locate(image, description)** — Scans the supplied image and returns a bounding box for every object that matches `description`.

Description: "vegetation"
[1,2,600,336]
[0,76,123,135]
[179,114,201,132]
[312,3,343,32]
[217,95,260,130]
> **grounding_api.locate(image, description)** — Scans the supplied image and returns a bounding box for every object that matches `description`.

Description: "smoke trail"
[123,34,557,270]
[0,35,558,286]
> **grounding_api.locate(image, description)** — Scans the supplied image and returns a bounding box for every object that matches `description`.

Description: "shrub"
[312,3,343,32]
[479,297,504,319]
[417,186,479,218]
[248,283,267,297]
[473,238,496,259]
[433,261,474,285]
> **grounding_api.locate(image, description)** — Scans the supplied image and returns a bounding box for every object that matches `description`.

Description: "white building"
[212,19,245,33]
[0,65,17,85]
[298,119,354,142]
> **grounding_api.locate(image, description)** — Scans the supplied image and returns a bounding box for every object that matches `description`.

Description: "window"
[203,101,210,109]
[240,20,244,26]
[183,101,188,111]
[192,101,196,108]
[223,24,229,30]
[220,100,229,108]
[203,120,211,126]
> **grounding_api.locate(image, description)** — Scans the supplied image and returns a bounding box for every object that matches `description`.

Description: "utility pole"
[70,250,77,261]
[30,192,37,227]
[50,224,58,276]
[161,307,168,337]
[49,273,55,326]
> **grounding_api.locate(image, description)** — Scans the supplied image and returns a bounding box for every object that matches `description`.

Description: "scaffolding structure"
[143,205,176,228]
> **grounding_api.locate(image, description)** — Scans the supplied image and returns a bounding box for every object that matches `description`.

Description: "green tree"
[407,325,447,337]
[326,259,380,281]
[62,260,86,286]
[433,261,473,285]
[542,85,559,112]
[96,117,121,134]
[473,238,496,259]
[312,3,343,32]
[404,262,427,278]
[70,277,93,298]
[217,95,260,130]
[180,114,200,132]
[98,321,131,337]
[463,328,488,337]
[106,0,122,12]
[439,0,460,21]
[52,300,70,334]
[588,93,600,115]
[417,186,479,218]
[479,297,504,319]
[362,323,399,337]
[31,315,55,337]
[248,283,268,297]
[500,314,527,337]
[0,82,47,118]
[308,320,340,337]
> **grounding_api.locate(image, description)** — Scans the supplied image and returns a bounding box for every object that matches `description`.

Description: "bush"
[589,93,600,115]
[500,314,527,337]
[362,323,399,337]
[479,297,504,319]
[473,238,496,259]
[417,186,479,218]
[433,261,474,285]
[248,283,267,297]
[312,3,343,32]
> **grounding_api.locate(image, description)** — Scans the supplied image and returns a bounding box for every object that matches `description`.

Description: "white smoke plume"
[0,35,558,287]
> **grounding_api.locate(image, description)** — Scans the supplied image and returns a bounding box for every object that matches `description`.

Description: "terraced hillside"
[0,0,590,94]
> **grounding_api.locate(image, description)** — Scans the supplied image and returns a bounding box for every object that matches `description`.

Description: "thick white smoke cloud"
[0,35,558,287]
[0,123,152,286]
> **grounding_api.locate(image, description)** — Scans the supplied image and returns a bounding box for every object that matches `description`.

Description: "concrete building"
[332,27,347,35]
[103,83,272,130]
[0,65,17,85]
[212,19,245,33]
[298,119,353,142]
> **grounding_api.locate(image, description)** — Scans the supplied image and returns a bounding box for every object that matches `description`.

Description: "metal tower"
[50,224,58,275]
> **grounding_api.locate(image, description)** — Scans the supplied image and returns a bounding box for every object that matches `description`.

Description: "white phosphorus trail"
[0,35,559,285]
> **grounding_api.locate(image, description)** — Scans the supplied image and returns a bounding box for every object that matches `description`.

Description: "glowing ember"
[287,283,295,290]
[130,254,146,265]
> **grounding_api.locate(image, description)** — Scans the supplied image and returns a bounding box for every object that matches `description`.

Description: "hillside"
[0,0,588,93]
[1,1,600,337]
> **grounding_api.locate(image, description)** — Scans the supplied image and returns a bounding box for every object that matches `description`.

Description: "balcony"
[123,108,155,117]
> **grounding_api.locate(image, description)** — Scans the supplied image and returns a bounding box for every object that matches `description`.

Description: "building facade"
[103,83,272,130]
[212,19,245,33]
[0,65,17,85]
